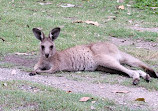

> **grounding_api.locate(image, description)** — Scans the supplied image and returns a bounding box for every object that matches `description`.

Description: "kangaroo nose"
[45,54,49,58]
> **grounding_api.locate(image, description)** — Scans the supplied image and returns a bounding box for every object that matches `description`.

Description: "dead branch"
[0,37,5,42]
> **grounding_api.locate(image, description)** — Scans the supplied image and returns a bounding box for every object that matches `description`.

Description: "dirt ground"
[1,37,158,111]
[0,68,158,111]
[110,37,158,51]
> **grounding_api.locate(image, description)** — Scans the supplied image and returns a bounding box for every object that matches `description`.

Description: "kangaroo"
[29,27,158,85]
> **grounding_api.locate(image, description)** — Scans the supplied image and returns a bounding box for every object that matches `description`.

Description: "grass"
[62,71,158,91]
[0,62,15,68]
[0,0,158,110]
[0,60,32,72]
[0,0,158,56]
[121,78,158,91]
[0,80,136,111]
[108,28,158,41]
[133,0,158,9]
[125,0,158,14]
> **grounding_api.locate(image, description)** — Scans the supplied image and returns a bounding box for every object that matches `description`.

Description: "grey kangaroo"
[29,27,158,85]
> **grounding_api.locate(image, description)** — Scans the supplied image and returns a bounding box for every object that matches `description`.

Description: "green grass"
[66,71,158,91]
[52,69,158,91]
[0,62,15,68]
[0,61,32,72]
[121,78,158,91]
[108,28,158,41]
[0,0,158,110]
[125,0,158,14]
[133,0,158,9]
[0,80,135,111]
[0,0,158,56]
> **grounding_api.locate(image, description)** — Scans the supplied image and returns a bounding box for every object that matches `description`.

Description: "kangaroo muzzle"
[45,54,49,58]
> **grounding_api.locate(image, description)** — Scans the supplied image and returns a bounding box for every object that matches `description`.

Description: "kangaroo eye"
[50,45,53,49]
[41,45,45,50]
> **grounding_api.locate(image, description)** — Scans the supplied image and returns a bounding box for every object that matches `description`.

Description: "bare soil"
[2,54,37,68]
[129,26,158,33]
[110,37,158,51]
[0,68,158,110]
[0,38,158,110]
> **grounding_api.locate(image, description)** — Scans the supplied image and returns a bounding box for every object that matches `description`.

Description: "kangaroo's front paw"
[29,71,37,76]
[133,78,140,85]
[145,74,151,82]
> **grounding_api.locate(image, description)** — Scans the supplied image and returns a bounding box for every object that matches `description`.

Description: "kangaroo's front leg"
[29,67,57,76]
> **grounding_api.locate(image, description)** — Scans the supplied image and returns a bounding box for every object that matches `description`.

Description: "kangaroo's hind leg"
[97,55,141,85]
[120,51,157,79]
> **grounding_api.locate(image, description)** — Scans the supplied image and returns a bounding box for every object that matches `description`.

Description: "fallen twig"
[0,37,5,42]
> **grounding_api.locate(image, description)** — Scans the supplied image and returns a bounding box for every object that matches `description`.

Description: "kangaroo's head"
[32,27,60,58]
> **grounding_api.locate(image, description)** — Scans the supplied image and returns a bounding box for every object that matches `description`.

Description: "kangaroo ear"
[32,28,45,41]
[49,27,60,41]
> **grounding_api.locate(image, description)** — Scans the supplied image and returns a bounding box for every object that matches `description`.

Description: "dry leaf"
[135,98,145,102]
[85,21,99,26]
[39,2,52,5]
[105,16,117,22]
[108,16,116,20]
[127,12,131,15]
[91,106,96,110]
[3,83,8,87]
[15,52,31,56]
[112,90,130,94]
[118,5,125,10]
[60,4,75,8]
[73,20,99,26]
[73,20,84,23]
[66,90,72,93]
[150,7,158,10]
[79,97,91,102]
[11,69,17,75]
[117,0,124,3]
[99,86,104,89]
[128,20,133,24]
[127,4,131,7]
[0,37,5,42]
[91,101,96,104]
[76,71,82,73]
[31,87,40,93]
